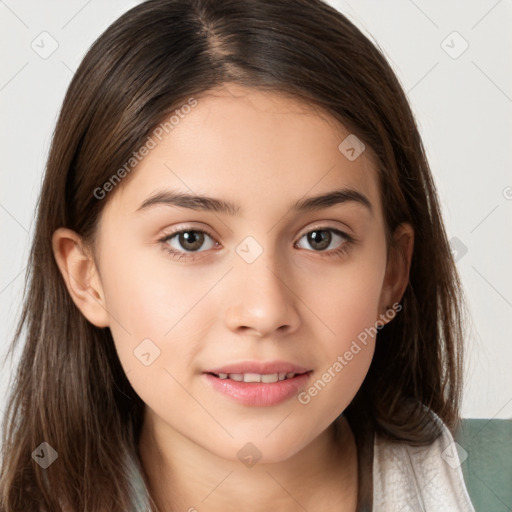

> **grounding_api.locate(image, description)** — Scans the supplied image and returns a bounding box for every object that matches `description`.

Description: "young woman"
[0,0,474,510]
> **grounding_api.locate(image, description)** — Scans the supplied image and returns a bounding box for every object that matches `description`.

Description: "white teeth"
[261,373,279,383]
[244,373,262,383]
[215,372,299,382]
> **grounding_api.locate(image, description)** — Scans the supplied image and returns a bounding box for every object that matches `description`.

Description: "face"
[60,83,410,464]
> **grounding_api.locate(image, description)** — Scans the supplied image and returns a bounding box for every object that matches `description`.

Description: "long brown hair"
[0,0,467,510]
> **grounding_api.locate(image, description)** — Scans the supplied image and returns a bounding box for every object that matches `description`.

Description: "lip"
[203,360,313,407]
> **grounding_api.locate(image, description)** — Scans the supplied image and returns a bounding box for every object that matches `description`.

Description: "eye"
[295,227,354,256]
[159,228,218,259]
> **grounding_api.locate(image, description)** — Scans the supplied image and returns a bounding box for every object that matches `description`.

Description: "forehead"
[104,84,382,221]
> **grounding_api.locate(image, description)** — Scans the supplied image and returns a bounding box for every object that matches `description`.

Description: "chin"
[219,431,314,466]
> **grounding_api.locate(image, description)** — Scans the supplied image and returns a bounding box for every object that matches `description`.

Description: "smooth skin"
[53,83,413,511]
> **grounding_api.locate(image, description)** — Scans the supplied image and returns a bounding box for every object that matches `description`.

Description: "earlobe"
[377,223,414,326]
[52,227,110,328]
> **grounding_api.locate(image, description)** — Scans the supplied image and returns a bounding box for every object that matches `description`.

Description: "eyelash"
[158,226,356,262]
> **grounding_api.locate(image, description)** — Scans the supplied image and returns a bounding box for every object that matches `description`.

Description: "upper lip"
[205,360,312,375]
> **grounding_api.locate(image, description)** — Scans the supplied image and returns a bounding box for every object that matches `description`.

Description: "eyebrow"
[136,187,373,216]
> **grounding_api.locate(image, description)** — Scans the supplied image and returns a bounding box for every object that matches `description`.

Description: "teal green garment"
[454,419,512,512]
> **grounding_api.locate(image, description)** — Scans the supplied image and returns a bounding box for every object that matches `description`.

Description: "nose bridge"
[235,234,288,291]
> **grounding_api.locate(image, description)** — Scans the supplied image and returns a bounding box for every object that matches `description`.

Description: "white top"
[373,417,475,511]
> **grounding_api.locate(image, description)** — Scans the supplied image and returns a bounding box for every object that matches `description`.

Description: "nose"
[224,249,301,338]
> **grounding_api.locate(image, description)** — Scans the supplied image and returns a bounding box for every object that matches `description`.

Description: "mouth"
[203,362,313,406]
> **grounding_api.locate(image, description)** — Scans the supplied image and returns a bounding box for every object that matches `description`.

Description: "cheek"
[302,247,387,346]
[101,244,210,338]
[296,244,386,399]
[101,250,219,400]
[296,275,381,426]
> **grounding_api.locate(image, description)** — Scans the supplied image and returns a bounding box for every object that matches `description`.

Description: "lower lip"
[203,372,312,407]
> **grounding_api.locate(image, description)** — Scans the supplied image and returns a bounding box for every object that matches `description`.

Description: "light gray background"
[1,0,511,420]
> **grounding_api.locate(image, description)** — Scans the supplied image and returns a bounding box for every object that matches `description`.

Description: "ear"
[376,222,414,326]
[52,227,110,328]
